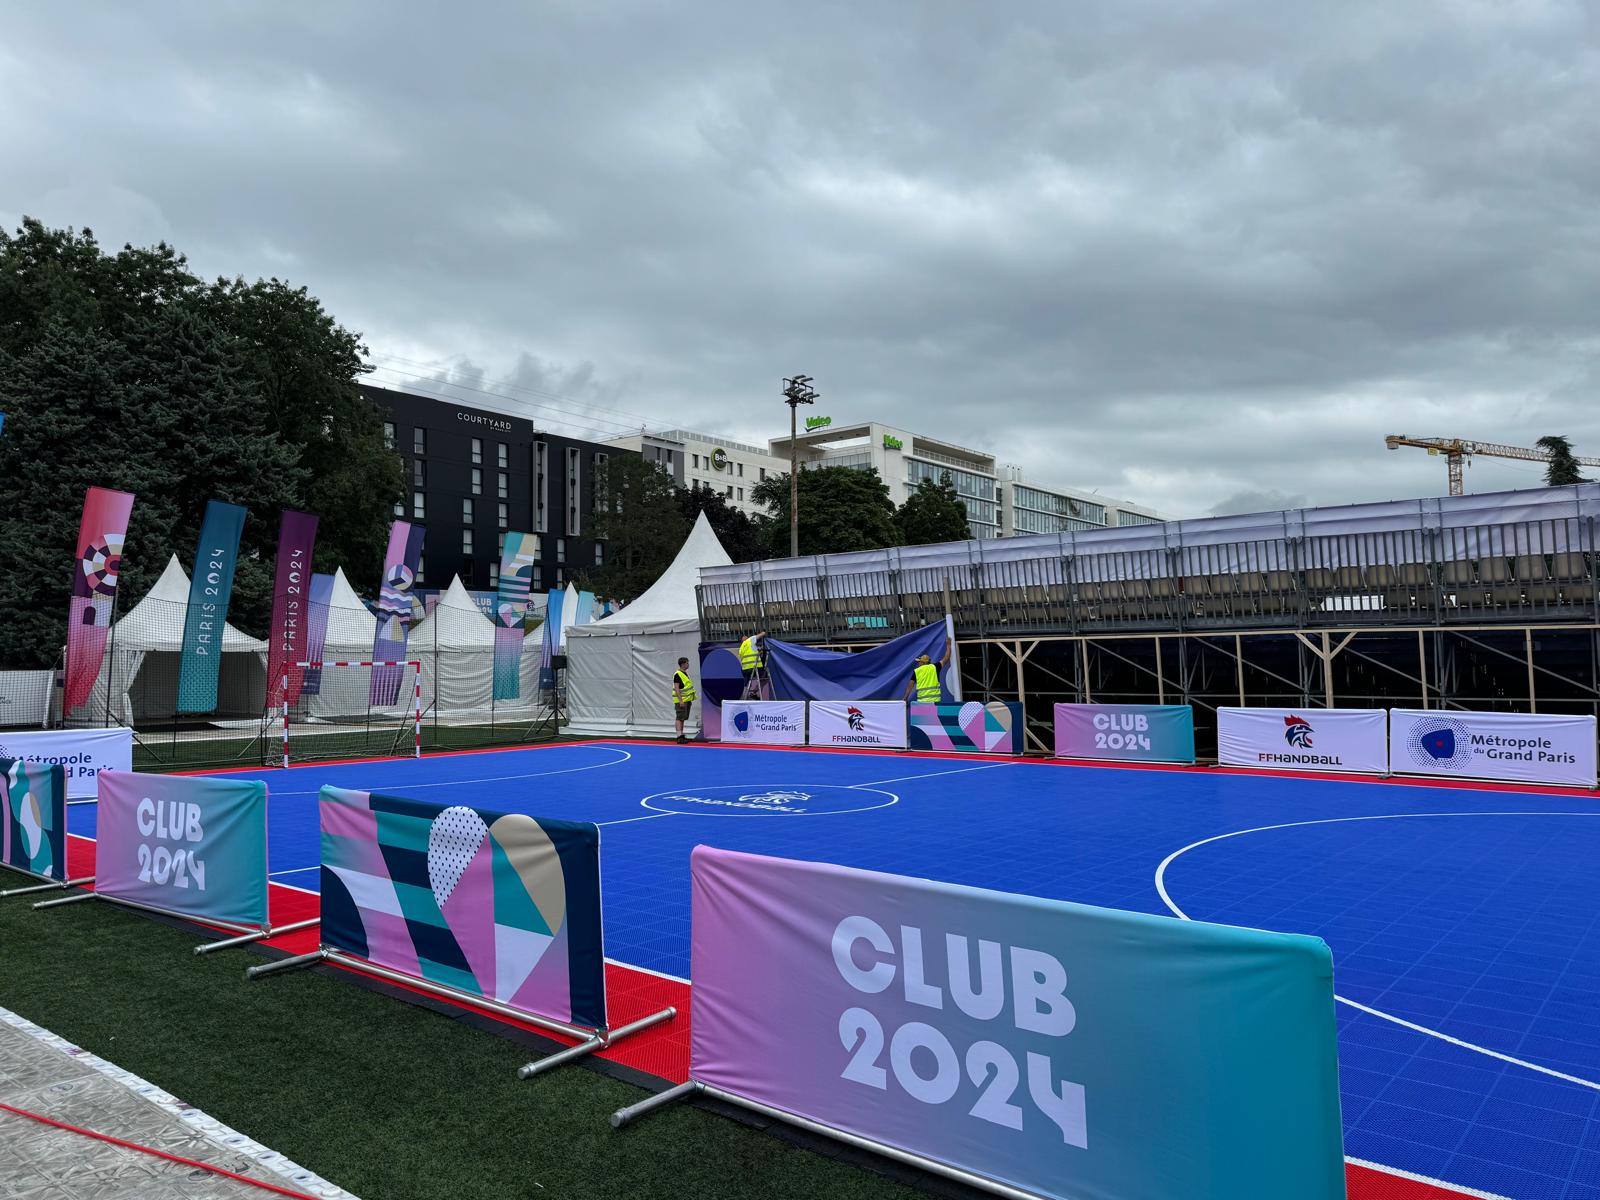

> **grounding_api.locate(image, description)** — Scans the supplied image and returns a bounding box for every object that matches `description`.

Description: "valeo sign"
[882,433,904,450]
[804,415,832,432]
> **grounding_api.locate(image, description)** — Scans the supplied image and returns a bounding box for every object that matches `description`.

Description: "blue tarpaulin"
[766,622,950,702]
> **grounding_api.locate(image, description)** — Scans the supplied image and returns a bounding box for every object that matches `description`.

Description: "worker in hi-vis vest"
[738,630,769,699]
[672,656,697,743]
[903,642,952,705]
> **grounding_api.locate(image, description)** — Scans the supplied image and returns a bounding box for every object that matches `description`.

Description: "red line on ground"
[0,1100,323,1199]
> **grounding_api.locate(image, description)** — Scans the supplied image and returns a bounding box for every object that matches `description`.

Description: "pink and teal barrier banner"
[265,509,319,707]
[690,847,1344,1200]
[371,521,425,705]
[300,573,335,696]
[64,486,135,715]
[319,787,607,1031]
[95,770,269,928]
[492,532,537,700]
[908,701,1022,754]
[1,760,67,882]
[177,501,248,713]
[1052,703,1197,764]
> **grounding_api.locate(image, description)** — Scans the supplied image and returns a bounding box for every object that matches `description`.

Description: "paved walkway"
[0,1007,354,1200]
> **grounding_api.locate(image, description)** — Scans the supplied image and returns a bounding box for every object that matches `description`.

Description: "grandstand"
[698,483,1600,756]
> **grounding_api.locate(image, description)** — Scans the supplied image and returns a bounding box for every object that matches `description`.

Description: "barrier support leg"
[245,948,329,980]
[194,917,320,956]
[611,1080,701,1128]
[32,890,97,910]
[1,875,93,900]
[517,1005,677,1079]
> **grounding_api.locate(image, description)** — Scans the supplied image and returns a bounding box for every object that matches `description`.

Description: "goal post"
[280,660,422,768]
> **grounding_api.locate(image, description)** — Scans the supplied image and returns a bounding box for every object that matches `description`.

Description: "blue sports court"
[69,741,1600,1199]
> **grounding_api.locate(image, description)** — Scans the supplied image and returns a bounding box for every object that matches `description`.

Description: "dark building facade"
[361,384,626,595]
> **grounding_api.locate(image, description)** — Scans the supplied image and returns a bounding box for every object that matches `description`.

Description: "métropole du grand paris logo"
[1283,715,1314,748]
[847,707,866,731]
[732,710,751,734]
[1406,717,1475,769]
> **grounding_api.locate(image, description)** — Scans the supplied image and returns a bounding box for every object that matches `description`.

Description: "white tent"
[87,555,268,724]
[408,576,498,715]
[565,512,732,737]
[303,567,379,720]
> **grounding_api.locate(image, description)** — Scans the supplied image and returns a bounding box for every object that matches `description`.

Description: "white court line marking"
[267,747,633,797]
[1154,810,1600,1093]
[852,762,1014,788]
[268,866,320,878]
[598,811,681,827]
[1344,1157,1511,1200]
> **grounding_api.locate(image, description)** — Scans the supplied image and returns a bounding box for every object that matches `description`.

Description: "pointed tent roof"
[576,511,732,635]
[557,582,580,650]
[320,566,377,648]
[409,575,495,649]
[112,555,267,651]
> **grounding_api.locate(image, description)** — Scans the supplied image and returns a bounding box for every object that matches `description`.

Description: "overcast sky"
[5,1,1598,517]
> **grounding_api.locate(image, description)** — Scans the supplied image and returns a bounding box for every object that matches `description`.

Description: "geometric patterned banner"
[64,486,135,715]
[318,787,607,1030]
[492,532,537,701]
[371,521,425,706]
[0,759,67,882]
[908,701,1023,754]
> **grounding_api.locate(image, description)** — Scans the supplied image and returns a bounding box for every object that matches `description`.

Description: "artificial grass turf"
[0,867,931,1200]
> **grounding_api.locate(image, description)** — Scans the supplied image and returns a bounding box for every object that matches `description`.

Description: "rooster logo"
[1283,715,1314,748]
[846,706,865,731]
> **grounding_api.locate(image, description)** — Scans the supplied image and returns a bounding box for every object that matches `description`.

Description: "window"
[497,442,508,469]
[415,560,426,585]
[498,531,506,554]
[737,463,744,477]
[413,428,426,456]
[497,502,508,529]
[471,438,482,465]
[556,538,566,563]
[692,453,700,469]
[471,468,482,495]
[462,498,474,524]
[461,556,474,580]
[664,450,674,466]
[595,542,604,565]
[535,443,548,533]
[392,498,404,517]
[462,528,473,554]
[413,491,426,520]
[497,472,508,499]
[489,561,499,585]
[412,459,426,487]
[382,422,396,449]
[759,467,767,481]
[725,485,733,498]
[736,488,743,501]
[566,448,582,536]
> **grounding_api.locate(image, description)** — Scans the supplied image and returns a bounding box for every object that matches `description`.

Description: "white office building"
[996,469,1165,536]
[604,429,788,517]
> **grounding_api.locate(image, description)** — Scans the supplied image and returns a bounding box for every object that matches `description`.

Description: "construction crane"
[1384,435,1600,496]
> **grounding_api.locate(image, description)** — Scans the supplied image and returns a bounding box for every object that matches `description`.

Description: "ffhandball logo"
[1283,715,1314,749]
[846,707,866,731]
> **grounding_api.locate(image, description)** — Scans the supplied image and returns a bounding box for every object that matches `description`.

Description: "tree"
[0,218,402,668]
[896,473,971,545]
[1537,436,1587,486]
[676,483,765,563]
[590,455,688,601]
[203,277,402,596]
[750,466,901,558]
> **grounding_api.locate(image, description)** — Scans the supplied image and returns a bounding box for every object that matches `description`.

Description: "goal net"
[279,660,421,767]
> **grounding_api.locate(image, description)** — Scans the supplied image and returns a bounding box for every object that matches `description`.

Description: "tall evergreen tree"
[675,483,765,563]
[590,455,688,601]
[1537,435,1587,486]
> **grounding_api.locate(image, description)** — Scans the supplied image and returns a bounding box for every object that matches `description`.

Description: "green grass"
[0,867,923,1200]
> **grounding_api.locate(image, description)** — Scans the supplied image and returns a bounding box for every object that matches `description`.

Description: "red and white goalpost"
[280,660,423,768]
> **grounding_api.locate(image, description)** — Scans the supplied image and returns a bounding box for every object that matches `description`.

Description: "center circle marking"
[641,783,898,817]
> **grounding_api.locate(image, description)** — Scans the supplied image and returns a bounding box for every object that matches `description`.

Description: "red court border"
[108,738,1536,1198]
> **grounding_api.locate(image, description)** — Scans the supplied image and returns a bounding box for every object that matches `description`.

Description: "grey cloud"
[4,1,1599,517]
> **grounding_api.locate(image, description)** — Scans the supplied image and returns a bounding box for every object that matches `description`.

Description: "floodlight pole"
[783,374,817,558]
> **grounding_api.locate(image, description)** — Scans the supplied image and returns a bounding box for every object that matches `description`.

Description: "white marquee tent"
[407,577,544,714]
[86,555,268,723]
[565,512,731,737]
[301,567,379,720]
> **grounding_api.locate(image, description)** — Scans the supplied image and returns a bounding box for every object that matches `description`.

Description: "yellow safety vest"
[738,637,764,670]
[674,670,696,702]
[913,663,941,703]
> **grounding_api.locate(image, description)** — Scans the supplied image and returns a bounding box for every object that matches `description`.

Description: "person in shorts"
[672,656,696,743]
